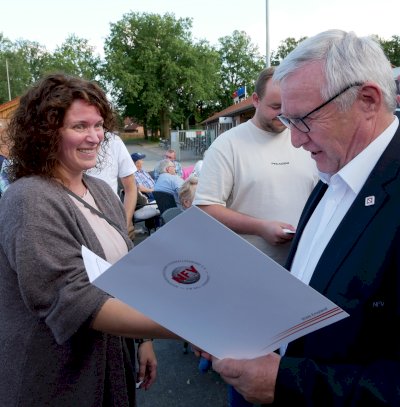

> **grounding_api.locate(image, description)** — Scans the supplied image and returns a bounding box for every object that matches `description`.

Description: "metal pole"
[6,59,11,101]
[265,0,270,67]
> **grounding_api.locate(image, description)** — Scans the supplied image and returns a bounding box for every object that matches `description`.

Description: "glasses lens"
[291,118,310,133]
[277,115,290,128]
[278,116,310,133]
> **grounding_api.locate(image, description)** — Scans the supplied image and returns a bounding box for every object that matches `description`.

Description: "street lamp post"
[6,59,11,101]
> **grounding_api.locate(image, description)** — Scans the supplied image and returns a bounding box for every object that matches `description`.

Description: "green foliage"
[0,33,103,104]
[103,12,220,137]
[270,37,307,66]
[378,35,400,67]
[0,34,46,103]
[1,24,399,130]
[217,30,265,109]
[43,35,103,82]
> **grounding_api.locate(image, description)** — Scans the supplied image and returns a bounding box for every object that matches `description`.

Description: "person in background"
[153,149,183,180]
[0,119,8,167]
[212,29,400,406]
[194,66,318,267]
[132,152,155,200]
[87,133,137,239]
[0,73,178,407]
[0,120,10,197]
[179,176,198,209]
[154,158,184,206]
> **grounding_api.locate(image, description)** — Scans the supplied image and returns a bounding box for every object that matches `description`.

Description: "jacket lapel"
[310,123,400,292]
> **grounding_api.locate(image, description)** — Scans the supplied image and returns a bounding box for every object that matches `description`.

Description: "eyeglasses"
[277,82,363,133]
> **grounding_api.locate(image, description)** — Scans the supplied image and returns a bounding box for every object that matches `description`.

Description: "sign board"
[219,117,233,124]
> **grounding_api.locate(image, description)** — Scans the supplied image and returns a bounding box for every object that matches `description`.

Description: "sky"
[1,0,399,58]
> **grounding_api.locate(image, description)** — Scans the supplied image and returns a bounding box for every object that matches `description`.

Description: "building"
[201,97,254,138]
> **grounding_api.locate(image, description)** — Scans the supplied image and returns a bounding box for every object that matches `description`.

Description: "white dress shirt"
[291,117,399,285]
[280,116,398,357]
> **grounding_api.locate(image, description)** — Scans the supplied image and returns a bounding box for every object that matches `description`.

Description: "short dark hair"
[7,73,116,181]
[254,67,275,100]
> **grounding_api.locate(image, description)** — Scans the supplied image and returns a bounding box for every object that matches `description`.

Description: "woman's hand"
[136,341,157,390]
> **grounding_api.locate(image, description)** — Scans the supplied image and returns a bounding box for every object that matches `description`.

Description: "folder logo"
[172,265,200,284]
[163,260,209,289]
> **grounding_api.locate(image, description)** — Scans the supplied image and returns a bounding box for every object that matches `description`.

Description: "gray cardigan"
[0,175,135,407]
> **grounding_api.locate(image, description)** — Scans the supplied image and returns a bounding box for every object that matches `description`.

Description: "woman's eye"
[73,124,86,132]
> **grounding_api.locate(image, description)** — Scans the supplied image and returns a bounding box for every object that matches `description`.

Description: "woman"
[0,73,174,406]
[179,176,199,209]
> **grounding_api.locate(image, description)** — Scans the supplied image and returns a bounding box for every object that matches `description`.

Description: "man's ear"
[252,92,260,109]
[358,83,382,116]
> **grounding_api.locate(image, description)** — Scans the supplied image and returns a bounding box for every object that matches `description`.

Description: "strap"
[65,188,121,230]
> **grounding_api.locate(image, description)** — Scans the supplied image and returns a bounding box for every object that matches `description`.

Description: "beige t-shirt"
[70,190,128,264]
[193,120,319,266]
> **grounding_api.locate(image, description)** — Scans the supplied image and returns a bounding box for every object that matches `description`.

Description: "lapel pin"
[365,196,375,206]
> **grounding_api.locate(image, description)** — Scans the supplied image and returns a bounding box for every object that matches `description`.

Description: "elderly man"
[212,30,400,406]
[153,149,183,181]
[154,158,184,206]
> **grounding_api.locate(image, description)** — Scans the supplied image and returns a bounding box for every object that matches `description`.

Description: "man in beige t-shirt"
[194,67,318,266]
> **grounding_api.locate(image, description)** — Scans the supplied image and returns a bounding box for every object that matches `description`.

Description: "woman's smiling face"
[57,99,105,178]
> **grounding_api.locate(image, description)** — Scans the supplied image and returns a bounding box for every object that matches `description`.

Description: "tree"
[270,37,307,66]
[0,35,44,103]
[378,35,400,67]
[0,33,103,104]
[44,35,103,82]
[103,12,220,138]
[217,30,265,109]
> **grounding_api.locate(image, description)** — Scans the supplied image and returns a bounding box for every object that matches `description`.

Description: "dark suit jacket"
[273,118,400,406]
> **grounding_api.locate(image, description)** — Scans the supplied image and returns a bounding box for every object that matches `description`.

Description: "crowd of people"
[1,28,400,407]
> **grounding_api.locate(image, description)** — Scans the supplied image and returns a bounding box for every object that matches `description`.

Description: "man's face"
[280,62,363,174]
[252,80,286,133]
[165,152,176,161]
[135,159,143,169]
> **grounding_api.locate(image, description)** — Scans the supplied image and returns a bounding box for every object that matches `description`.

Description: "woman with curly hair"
[0,73,175,407]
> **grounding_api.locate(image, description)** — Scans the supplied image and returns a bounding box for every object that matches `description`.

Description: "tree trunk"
[159,108,170,140]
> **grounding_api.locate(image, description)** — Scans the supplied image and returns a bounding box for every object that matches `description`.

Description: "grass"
[119,133,160,145]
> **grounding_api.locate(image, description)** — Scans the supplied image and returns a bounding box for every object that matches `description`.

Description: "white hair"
[274,29,397,112]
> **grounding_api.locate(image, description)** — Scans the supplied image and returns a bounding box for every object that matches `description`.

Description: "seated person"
[154,159,184,206]
[131,152,155,200]
[153,149,183,181]
[179,176,198,209]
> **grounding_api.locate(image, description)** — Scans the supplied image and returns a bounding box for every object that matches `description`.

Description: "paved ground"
[125,140,229,407]
[126,140,200,172]
[136,340,228,407]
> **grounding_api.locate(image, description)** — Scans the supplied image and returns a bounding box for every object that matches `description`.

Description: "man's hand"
[212,353,281,404]
[258,220,295,245]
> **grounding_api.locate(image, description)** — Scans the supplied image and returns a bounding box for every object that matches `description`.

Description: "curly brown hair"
[7,73,116,181]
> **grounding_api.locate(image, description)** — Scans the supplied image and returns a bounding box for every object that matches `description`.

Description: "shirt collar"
[319,116,399,193]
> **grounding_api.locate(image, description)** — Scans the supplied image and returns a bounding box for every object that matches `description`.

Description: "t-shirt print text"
[271,161,290,165]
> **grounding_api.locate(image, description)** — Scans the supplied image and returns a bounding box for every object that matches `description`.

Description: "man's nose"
[290,127,309,149]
